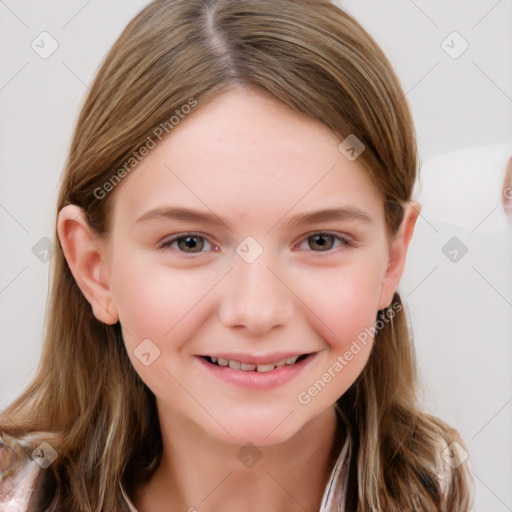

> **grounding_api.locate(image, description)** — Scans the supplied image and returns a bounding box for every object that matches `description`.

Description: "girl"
[0,0,474,510]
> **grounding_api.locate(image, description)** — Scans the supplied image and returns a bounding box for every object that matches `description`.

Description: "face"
[98,88,399,446]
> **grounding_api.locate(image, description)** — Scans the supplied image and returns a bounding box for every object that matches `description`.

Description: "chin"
[206,410,304,448]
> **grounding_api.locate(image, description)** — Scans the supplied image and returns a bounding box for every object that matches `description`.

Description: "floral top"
[1,422,453,512]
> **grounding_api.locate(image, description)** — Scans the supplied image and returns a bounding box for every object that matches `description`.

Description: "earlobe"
[57,205,119,325]
[378,201,421,309]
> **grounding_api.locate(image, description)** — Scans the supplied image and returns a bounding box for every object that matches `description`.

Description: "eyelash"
[158,232,353,254]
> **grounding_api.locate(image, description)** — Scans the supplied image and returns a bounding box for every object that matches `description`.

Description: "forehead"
[110,88,384,230]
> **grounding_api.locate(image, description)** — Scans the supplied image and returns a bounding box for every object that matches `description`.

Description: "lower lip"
[196,354,316,390]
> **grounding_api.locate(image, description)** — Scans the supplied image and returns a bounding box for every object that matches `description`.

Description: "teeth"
[256,363,275,372]
[208,355,303,372]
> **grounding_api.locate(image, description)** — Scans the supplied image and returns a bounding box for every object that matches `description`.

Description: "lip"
[196,352,317,390]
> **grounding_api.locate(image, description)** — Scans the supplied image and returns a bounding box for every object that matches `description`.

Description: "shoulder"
[1,433,42,511]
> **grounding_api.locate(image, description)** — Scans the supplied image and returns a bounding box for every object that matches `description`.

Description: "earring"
[387,304,394,331]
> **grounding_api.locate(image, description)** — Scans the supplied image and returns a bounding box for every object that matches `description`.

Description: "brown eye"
[177,235,205,252]
[160,234,212,253]
[307,233,336,251]
[296,232,352,252]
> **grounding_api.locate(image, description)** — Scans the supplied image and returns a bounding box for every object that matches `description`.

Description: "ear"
[378,201,421,309]
[57,204,118,325]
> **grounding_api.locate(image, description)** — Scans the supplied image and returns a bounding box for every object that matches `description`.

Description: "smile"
[196,352,317,390]
[201,354,311,373]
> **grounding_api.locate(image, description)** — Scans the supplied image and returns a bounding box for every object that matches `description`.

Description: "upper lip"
[198,352,313,365]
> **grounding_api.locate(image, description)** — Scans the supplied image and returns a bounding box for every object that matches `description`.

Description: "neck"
[133,405,344,512]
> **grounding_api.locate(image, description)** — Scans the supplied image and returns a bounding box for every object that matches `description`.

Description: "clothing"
[1,419,451,512]
[0,435,42,512]
[0,428,351,512]
[0,429,350,511]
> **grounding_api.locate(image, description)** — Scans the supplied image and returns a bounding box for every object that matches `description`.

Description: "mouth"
[199,353,313,373]
[196,351,318,390]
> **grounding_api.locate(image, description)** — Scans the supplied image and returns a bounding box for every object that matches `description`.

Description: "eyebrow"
[286,206,373,227]
[135,205,373,227]
[136,207,227,226]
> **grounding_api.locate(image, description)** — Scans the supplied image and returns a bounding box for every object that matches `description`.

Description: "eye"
[159,233,214,254]
[297,232,351,252]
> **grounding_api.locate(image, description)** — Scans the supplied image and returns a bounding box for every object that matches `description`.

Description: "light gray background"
[1,1,511,510]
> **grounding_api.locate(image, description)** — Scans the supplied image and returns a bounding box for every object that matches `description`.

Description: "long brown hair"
[1,0,473,510]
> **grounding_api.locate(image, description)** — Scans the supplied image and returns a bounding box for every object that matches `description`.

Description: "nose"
[218,258,294,335]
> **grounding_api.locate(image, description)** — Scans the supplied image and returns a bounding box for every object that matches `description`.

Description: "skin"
[58,87,419,511]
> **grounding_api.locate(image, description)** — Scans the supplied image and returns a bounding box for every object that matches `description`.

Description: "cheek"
[109,255,223,396]
[292,257,384,344]
[290,256,384,400]
[109,253,216,351]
